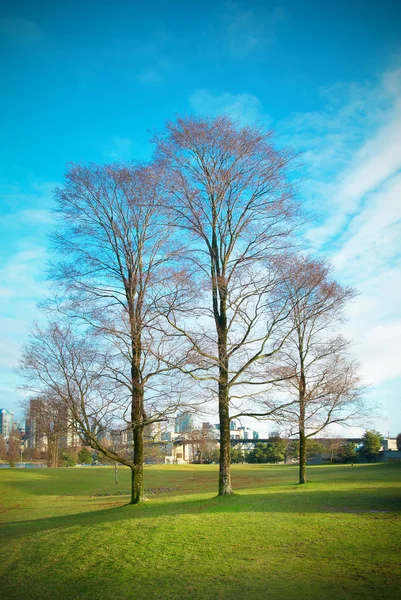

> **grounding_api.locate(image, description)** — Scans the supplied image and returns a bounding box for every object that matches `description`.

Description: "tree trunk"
[298,348,307,484]
[211,223,233,496]
[299,393,307,483]
[131,426,145,504]
[218,335,233,496]
[299,427,307,484]
[130,322,146,504]
[218,392,233,495]
[48,437,58,468]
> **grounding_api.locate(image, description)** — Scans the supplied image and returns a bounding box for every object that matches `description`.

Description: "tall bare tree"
[20,320,188,502]
[24,394,68,467]
[7,428,21,466]
[180,425,219,463]
[38,163,189,503]
[0,435,7,461]
[153,116,301,495]
[267,256,366,483]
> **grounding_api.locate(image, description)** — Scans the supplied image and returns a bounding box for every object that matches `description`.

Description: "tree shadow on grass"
[1,484,400,542]
[3,563,398,600]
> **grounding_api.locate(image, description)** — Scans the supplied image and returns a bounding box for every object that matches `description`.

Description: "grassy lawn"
[1,463,400,599]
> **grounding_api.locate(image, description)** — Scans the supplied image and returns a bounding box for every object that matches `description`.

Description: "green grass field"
[1,463,400,599]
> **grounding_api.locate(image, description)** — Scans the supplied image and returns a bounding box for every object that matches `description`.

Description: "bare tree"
[24,394,68,467]
[7,428,21,466]
[181,425,219,463]
[320,436,345,463]
[36,163,190,504]
[267,256,366,483]
[0,435,6,461]
[153,116,301,495]
[20,321,185,490]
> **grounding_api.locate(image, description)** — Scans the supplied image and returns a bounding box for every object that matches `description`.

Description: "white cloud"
[2,208,54,228]
[333,173,401,276]
[281,63,401,432]
[189,90,268,125]
[0,182,55,415]
[281,66,401,243]
[308,102,401,246]
[0,245,50,414]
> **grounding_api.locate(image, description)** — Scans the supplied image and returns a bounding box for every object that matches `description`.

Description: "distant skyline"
[1,0,400,436]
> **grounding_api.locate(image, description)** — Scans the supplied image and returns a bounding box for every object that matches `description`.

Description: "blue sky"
[1,0,400,436]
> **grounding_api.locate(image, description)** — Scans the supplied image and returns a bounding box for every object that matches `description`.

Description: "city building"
[0,408,14,438]
[26,399,81,451]
[174,411,194,434]
[381,438,398,451]
[145,421,162,441]
[109,428,130,448]
[60,425,81,448]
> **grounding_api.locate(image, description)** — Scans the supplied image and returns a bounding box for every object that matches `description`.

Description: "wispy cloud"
[280,66,401,245]
[136,69,164,84]
[189,90,268,125]
[221,2,286,59]
[0,17,43,44]
[104,136,135,160]
[135,55,172,84]
[0,182,55,414]
[280,62,401,427]
[0,244,50,412]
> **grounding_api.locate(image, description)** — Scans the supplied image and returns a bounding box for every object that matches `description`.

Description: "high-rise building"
[230,420,238,431]
[253,430,259,440]
[174,412,194,434]
[0,408,14,438]
[144,421,162,441]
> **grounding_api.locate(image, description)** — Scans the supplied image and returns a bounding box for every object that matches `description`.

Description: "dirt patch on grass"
[90,487,182,498]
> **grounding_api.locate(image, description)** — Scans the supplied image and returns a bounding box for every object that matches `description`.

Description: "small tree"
[305,439,327,458]
[230,449,244,464]
[94,452,114,465]
[61,450,77,467]
[7,429,21,466]
[205,448,220,464]
[275,438,325,463]
[24,394,68,467]
[246,442,268,463]
[143,440,169,464]
[78,447,93,464]
[359,430,382,462]
[246,438,287,464]
[0,435,7,461]
[322,437,345,463]
[338,441,357,464]
[181,427,219,464]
